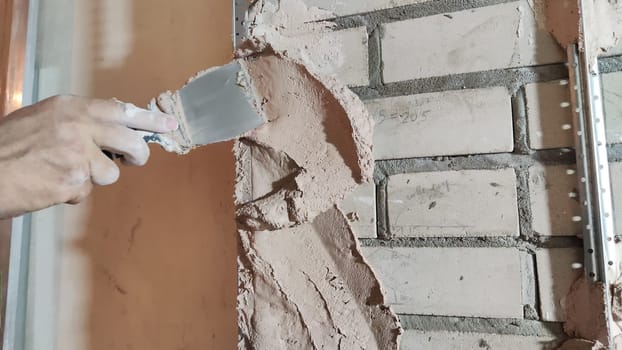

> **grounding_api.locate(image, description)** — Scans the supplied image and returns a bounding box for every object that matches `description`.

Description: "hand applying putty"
[0,95,179,219]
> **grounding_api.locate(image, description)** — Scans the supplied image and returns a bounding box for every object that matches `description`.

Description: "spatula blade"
[178,61,264,146]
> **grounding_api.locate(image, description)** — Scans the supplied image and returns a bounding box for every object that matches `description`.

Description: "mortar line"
[351,64,569,100]
[607,144,622,162]
[531,252,544,321]
[521,252,539,320]
[599,54,622,74]
[371,145,622,175]
[512,87,530,155]
[358,236,582,249]
[515,167,535,240]
[373,150,576,182]
[375,178,391,240]
[331,0,516,30]
[366,20,383,89]
[397,314,565,338]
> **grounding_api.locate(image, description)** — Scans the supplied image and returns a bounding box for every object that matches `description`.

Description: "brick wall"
[298,0,622,348]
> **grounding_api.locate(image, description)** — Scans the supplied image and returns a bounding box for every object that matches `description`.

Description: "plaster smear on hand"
[235,1,400,349]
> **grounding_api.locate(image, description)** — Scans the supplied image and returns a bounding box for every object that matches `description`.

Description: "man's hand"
[0,95,179,218]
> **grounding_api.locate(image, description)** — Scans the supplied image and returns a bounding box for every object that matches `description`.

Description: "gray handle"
[104,132,163,160]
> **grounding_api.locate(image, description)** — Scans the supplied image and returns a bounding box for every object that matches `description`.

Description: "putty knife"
[167,60,265,146]
[108,60,264,158]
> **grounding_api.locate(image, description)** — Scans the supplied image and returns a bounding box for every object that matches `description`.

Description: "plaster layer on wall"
[611,274,622,346]
[581,0,622,61]
[531,0,622,59]
[235,50,400,349]
[235,1,400,348]
[235,53,373,230]
[244,0,348,80]
[561,275,609,346]
[528,0,580,49]
[557,338,606,350]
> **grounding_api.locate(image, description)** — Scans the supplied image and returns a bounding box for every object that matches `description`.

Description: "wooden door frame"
[0,0,29,346]
[1,0,29,117]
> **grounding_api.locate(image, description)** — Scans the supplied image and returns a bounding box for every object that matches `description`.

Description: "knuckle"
[87,98,121,121]
[62,164,90,187]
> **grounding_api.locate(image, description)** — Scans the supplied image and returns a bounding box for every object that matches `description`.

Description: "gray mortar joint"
[319,0,622,338]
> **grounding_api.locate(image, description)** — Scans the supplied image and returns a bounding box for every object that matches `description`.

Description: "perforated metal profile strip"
[568,45,598,281]
[568,44,618,284]
[233,0,250,48]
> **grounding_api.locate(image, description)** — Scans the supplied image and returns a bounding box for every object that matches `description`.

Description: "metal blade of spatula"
[177,60,264,146]
[107,60,264,159]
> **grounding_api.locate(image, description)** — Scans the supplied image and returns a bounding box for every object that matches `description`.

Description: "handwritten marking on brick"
[388,169,519,237]
[366,87,513,159]
[363,247,524,318]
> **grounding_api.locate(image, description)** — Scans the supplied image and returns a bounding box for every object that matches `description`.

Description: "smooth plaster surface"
[52,0,237,348]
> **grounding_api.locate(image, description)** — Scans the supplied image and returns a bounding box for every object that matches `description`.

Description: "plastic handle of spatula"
[104,100,173,160]
[103,132,160,160]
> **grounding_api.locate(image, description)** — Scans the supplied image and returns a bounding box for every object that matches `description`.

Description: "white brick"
[303,0,426,18]
[381,1,564,82]
[362,247,524,318]
[366,87,513,159]
[610,163,622,235]
[400,330,560,350]
[535,248,583,322]
[340,182,376,238]
[388,169,519,237]
[604,72,622,144]
[605,44,622,57]
[525,80,574,150]
[303,27,369,86]
[525,73,622,147]
[529,164,581,236]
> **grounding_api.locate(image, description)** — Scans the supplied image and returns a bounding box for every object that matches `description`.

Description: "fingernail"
[166,117,179,131]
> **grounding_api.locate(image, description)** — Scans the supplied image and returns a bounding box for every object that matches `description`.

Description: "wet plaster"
[234,50,400,349]
[228,0,403,345]
[223,0,622,346]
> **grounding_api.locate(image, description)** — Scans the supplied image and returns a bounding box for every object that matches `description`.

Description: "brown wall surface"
[56,0,237,349]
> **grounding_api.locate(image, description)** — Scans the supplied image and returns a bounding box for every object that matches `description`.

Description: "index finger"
[87,99,179,133]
